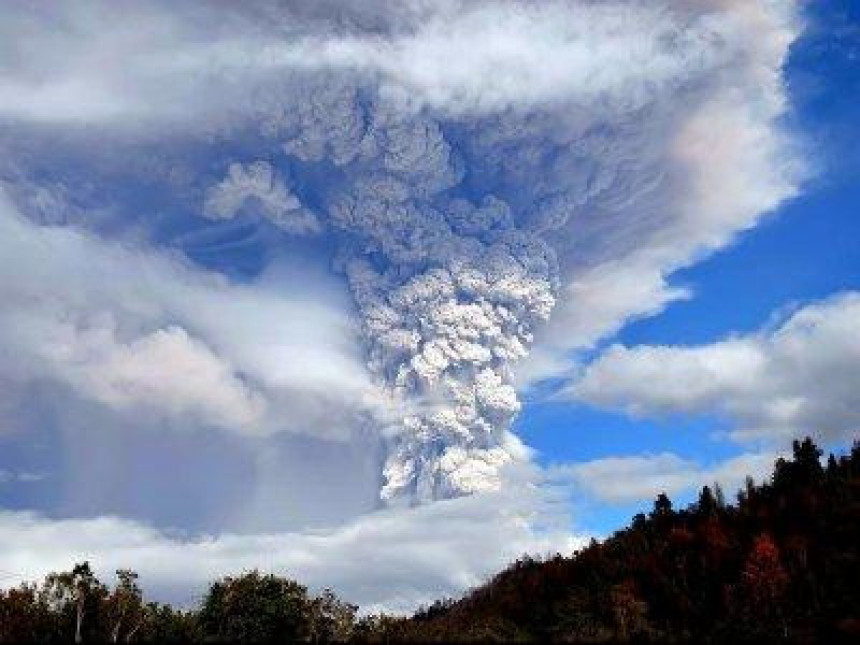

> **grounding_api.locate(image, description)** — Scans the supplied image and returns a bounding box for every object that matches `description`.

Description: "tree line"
[1,437,858,642]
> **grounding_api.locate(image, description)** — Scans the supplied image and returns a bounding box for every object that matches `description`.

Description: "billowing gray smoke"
[334,178,558,502]
[204,7,751,501]
[250,83,564,502]
[0,0,796,506]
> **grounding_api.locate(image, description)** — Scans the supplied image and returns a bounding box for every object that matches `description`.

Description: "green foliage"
[198,571,313,642]
[308,589,359,642]
[0,568,351,642]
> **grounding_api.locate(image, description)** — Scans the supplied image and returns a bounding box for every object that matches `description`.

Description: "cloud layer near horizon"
[554,451,781,506]
[0,484,584,615]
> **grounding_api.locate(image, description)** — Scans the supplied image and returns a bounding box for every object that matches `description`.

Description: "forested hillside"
[374,438,860,642]
[1,437,858,642]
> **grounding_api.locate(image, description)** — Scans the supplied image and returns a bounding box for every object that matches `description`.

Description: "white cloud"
[518,1,803,385]
[565,293,860,445]
[0,483,585,615]
[0,190,380,438]
[523,92,802,384]
[0,1,792,125]
[302,1,741,115]
[36,322,266,431]
[552,451,780,505]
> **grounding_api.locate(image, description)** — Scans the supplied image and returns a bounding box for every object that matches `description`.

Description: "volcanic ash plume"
[257,68,652,503]
[205,0,795,505]
[324,111,559,503]
[0,0,801,510]
[242,70,570,503]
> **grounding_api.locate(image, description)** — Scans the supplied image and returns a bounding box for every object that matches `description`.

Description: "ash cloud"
[254,80,564,501]
[203,161,321,236]
[0,0,803,506]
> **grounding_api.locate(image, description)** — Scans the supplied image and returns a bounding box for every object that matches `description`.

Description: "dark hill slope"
[362,438,860,642]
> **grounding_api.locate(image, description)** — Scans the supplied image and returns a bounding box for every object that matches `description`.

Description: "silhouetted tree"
[309,588,357,642]
[698,485,718,516]
[652,492,673,518]
[105,569,145,643]
[737,534,790,638]
[714,482,726,509]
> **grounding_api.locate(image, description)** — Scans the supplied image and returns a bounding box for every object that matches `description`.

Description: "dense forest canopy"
[1,437,858,642]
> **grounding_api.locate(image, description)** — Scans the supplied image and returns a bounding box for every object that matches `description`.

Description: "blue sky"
[0,0,857,612]
[520,0,860,533]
